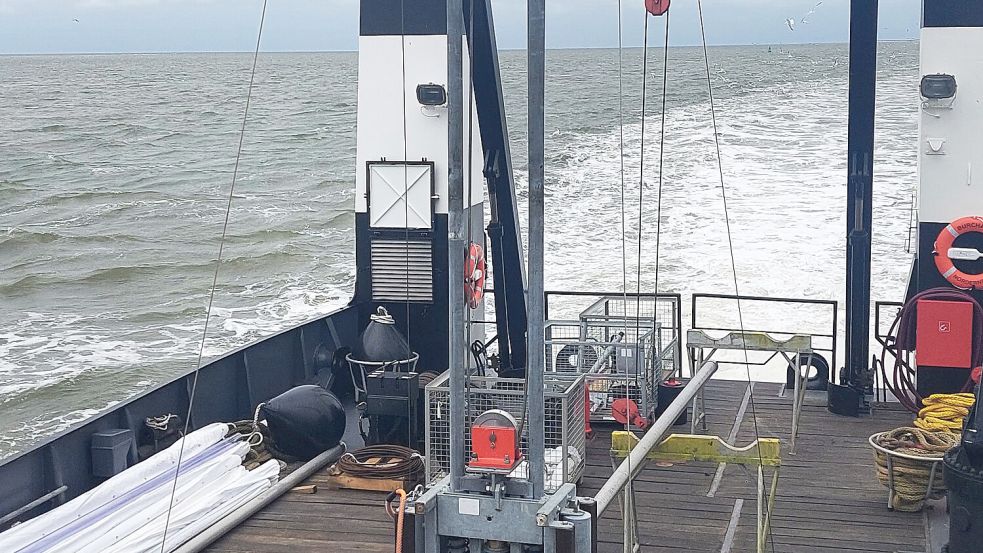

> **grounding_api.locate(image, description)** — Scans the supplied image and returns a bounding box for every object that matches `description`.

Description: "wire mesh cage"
[545,318,665,425]
[578,294,679,377]
[424,372,586,493]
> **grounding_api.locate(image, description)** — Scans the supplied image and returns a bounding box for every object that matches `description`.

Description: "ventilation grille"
[371,238,433,302]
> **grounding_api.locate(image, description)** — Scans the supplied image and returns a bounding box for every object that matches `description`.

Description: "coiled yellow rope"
[914,393,975,432]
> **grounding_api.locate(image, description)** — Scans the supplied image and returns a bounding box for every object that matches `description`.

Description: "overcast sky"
[0,0,921,55]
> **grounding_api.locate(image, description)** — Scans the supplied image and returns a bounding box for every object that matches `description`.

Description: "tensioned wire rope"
[159,1,269,551]
[696,1,775,550]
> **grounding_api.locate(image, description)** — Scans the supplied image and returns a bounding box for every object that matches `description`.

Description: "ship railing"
[691,292,838,387]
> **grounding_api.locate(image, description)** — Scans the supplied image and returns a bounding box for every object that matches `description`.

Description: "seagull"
[73,18,79,23]
[785,18,795,31]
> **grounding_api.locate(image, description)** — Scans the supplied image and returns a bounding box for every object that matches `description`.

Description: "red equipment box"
[470,424,521,472]
[916,299,974,369]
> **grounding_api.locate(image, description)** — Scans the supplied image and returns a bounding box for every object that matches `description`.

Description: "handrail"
[593,360,719,514]
[0,485,68,527]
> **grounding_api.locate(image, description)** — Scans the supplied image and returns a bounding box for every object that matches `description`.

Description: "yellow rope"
[914,393,976,432]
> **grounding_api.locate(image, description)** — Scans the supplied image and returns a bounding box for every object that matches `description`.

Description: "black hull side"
[0,304,362,528]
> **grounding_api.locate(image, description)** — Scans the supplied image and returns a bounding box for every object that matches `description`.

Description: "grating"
[370,238,433,302]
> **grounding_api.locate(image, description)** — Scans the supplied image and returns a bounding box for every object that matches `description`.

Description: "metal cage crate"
[545,319,666,425]
[424,372,586,493]
[578,294,680,377]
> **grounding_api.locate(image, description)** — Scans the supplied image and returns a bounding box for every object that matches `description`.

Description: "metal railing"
[691,293,838,383]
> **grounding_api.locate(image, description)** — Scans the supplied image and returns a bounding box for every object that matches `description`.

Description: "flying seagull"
[73,18,79,23]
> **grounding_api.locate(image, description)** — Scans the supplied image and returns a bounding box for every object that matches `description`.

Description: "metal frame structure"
[545,291,683,377]
[610,432,781,553]
[691,293,836,382]
[412,0,591,549]
[832,0,879,417]
[544,320,663,424]
[686,330,813,452]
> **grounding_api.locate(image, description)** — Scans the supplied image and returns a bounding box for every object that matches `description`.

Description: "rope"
[336,445,425,480]
[915,393,975,432]
[159,2,268,550]
[871,427,958,511]
[696,2,772,550]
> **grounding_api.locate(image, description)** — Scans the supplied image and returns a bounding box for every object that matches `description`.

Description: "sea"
[0,42,919,459]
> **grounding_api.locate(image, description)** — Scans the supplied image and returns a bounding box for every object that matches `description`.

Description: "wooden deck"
[206,379,930,553]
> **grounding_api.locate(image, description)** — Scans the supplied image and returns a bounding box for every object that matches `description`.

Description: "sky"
[0,0,921,55]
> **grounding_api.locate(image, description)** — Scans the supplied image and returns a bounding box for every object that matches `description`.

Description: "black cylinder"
[944,446,983,553]
[656,379,688,426]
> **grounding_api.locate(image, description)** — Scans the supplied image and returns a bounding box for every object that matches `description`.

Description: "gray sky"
[0,0,921,55]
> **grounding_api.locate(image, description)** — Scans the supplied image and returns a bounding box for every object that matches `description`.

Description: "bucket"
[656,378,687,426]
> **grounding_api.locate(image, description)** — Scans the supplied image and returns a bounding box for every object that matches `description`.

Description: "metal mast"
[526,0,547,498]
[447,0,467,490]
[829,0,878,416]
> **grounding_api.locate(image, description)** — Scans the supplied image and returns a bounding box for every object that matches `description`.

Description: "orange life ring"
[934,216,983,290]
[464,242,486,309]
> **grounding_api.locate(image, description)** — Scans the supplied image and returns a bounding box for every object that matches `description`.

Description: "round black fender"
[786,352,830,391]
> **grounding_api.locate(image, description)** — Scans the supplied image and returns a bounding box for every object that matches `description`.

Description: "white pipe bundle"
[0,423,279,553]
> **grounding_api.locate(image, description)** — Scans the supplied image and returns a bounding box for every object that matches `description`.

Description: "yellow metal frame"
[611,432,782,553]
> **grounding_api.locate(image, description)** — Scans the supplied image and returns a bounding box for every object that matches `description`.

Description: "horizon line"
[0,38,916,57]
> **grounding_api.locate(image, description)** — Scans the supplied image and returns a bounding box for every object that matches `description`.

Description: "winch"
[467,410,522,473]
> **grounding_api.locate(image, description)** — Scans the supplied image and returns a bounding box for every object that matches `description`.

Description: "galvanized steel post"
[447,0,467,492]
[527,0,547,499]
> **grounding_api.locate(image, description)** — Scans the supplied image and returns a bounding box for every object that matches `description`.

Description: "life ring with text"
[464,242,486,309]
[934,216,983,290]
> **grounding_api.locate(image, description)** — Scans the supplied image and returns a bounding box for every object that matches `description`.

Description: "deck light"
[921,73,957,107]
[416,83,447,106]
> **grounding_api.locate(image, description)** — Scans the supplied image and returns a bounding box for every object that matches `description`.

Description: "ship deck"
[205,379,936,553]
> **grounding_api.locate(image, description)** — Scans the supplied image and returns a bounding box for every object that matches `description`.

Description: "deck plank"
[206,379,925,552]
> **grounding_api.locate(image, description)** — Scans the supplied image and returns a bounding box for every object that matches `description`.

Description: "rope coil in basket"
[869,427,958,512]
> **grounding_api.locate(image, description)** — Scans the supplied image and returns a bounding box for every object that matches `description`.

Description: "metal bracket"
[611,432,781,553]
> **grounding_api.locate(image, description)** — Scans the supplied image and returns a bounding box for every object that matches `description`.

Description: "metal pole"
[831,0,877,416]
[527,0,546,499]
[447,0,467,492]
[594,361,719,514]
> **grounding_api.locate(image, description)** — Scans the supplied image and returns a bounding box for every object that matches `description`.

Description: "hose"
[335,445,424,480]
[880,287,983,413]
[914,393,976,432]
[388,489,408,553]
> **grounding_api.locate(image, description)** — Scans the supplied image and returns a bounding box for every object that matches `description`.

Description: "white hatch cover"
[368,162,433,229]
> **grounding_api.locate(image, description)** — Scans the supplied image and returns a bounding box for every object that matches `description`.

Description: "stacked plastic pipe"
[0,423,280,553]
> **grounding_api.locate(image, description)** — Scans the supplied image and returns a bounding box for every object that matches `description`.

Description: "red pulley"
[612,398,649,429]
[645,0,670,16]
[973,366,982,385]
